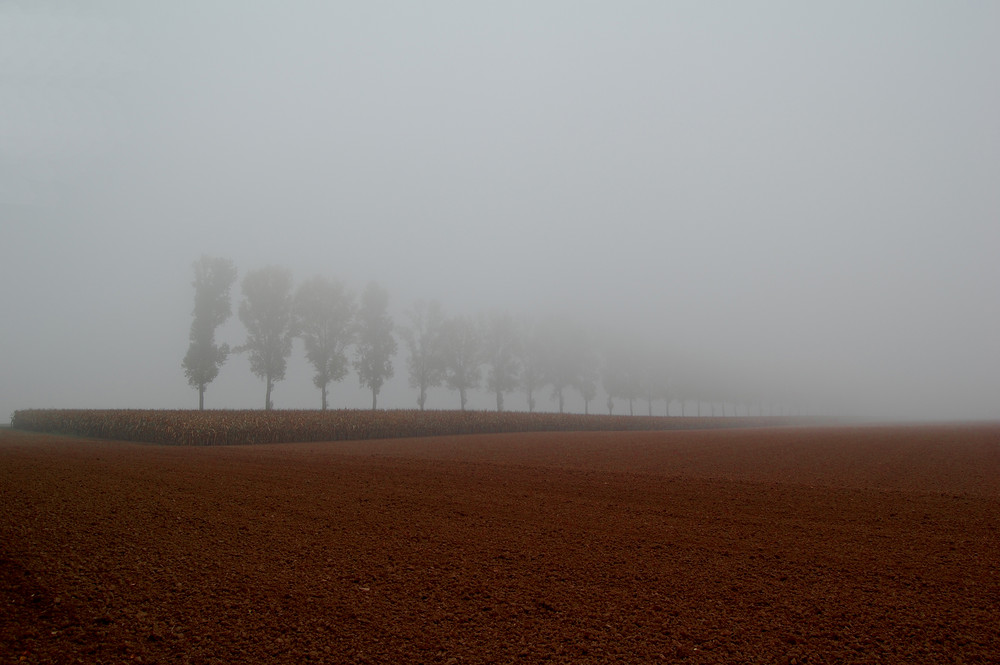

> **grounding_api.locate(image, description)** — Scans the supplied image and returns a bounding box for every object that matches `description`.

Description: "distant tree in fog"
[293,275,356,410]
[538,318,588,414]
[441,315,481,411]
[687,376,718,417]
[639,353,671,417]
[401,300,447,410]
[573,335,599,415]
[602,342,641,416]
[237,266,295,410]
[577,369,598,415]
[671,366,700,417]
[624,356,644,416]
[601,351,626,416]
[182,256,237,410]
[519,317,546,413]
[353,281,397,410]
[480,310,521,412]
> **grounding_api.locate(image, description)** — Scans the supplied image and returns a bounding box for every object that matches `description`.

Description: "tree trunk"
[321,384,328,411]
[371,389,377,410]
[496,391,503,413]
[418,386,426,411]
[198,384,205,411]
[557,389,564,414]
[265,376,273,411]
[459,386,467,411]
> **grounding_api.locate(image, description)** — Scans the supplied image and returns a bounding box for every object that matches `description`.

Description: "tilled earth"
[1,424,998,664]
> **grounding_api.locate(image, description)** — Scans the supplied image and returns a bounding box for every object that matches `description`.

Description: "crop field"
[2,418,999,663]
[8,409,799,446]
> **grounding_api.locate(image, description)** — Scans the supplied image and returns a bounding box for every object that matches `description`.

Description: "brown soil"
[2,425,998,664]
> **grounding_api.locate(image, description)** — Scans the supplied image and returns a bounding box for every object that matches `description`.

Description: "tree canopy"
[353,281,397,410]
[401,300,447,410]
[441,315,481,411]
[293,275,356,410]
[480,310,521,412]
[237,266,295,410]
[182,256,237,410]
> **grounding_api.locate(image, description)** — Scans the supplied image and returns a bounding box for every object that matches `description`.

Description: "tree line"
[182,256,798,415]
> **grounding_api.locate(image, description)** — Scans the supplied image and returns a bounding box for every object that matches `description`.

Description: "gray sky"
[3,2,999,420]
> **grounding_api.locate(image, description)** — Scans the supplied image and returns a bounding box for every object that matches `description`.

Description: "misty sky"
[3,2,999,420]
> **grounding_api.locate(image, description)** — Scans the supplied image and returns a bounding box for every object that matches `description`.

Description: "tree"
[293,275,356,410]
[602,339,642,416]
[628,346,651,416]
[572,331,599,415]
[353,281,397,410]
[575,351,599,415]
[599,337,620,415]
[441,315,481,411]
[600,345,625,415]
[637,346,670,417]
[538,318,588,414]
[643,368,667,416]
[237,266,294,410]
[182,256,237,410]
[519,316,546,413]
[400,300,446,410]
[480,309,521,412]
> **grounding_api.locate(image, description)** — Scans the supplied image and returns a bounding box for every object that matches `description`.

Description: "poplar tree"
[353,281,397,410]
[401,300,447,410]
[293,275,356,410]
[182,256,237,410]
[237,266,294,410]
[441,315,481,411]
[480,309,521,412]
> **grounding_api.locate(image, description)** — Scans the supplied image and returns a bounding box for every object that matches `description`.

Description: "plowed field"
[2,424,998,664]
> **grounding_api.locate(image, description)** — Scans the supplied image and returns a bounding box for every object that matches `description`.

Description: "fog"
[3,2,999,421]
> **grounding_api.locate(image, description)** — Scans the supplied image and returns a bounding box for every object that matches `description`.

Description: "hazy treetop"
[3,2,999,419]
